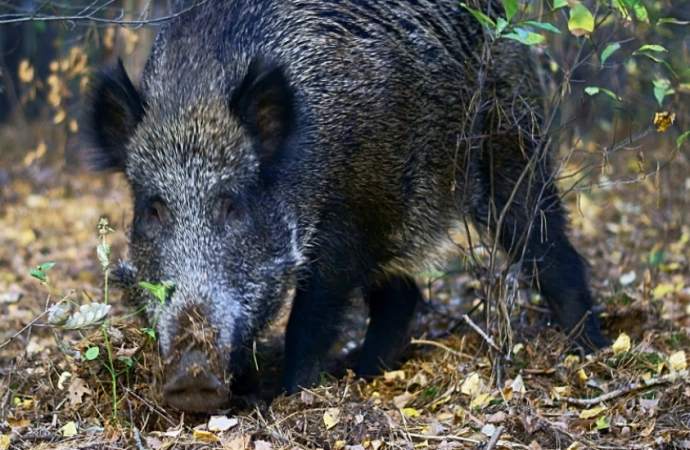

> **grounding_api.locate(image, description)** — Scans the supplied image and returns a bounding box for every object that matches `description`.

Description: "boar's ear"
[230,57,294,162]
[83,59,145,172]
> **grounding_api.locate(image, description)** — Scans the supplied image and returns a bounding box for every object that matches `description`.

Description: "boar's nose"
[162,350,230,413]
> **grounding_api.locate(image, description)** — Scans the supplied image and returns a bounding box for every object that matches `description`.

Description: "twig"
[410,338,472,359]
[133,427,148,450]
[123,387,176,427]
[554,370,688,407]
[0,0,212,26]
[462,314,502,353]
[404,432,478,444]
[405,432,528,449]
[0,309,50,350]
[486,425,504,450]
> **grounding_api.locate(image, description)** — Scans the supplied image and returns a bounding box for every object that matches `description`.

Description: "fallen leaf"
[67,377,92,408]
[579,406,607,419]
[383,370,406,382]
[470,393,493,409]
[60,421,77,437]
[57,372,71,390]
[0,435,9,450]
[300,390,315,405]
[669,351,687,370]
[323,408,340,430]
[612,333,631,354]
[485,411,506,423]
[460,372,481,396]
[208,415,238,432]
[193,429,220,442]
[393,391,413,409]
[402,407,421,417]
[7,417,30,428]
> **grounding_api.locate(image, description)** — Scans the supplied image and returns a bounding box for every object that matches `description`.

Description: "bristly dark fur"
[83,0,608,413]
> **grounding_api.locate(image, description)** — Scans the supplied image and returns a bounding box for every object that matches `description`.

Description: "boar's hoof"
[162,350,229,413]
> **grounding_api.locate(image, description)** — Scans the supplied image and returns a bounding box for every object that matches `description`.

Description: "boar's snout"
[162,349,230,413]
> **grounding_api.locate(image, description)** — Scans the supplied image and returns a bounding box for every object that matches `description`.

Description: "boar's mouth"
[160,306,232,412]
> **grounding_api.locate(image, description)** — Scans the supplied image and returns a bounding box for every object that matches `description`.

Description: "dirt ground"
[0,120,689,450]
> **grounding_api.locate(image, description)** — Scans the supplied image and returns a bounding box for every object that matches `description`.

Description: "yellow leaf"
[7,417,30,428]
[18,60,34,83]
[323,408,340,430]
[402,407,420,417]
[469,393,493,409]
[413,440,429,448]
[576,369,588,382]
[653,283,680,298]
[640,419,655,437]
[0,434,10,450]
[564,354,580,369]
[566,442,585,450]
[333,441,345,450]
[192,429,220,442]
[460,372,480,396]
[669,351,687,371]
[60,421,77,437]
[612,333,631,354]
[579,406,607,419]
[653,111,675,133]
[53,109,66,125]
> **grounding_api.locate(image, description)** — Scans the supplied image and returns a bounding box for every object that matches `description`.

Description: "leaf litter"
[0,125,689,449]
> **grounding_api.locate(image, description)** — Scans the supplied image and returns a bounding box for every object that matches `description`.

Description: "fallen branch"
[462,314,502,353]
[410,338,472,359]
[554,370,688,407]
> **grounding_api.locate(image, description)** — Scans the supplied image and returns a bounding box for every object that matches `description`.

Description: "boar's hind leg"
[467,137,608,351]
[357,275,422,377]
[282,275,350,394]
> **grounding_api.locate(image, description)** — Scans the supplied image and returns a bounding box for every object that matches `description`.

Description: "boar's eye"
[146,199,167,226]
[222,198,239,222]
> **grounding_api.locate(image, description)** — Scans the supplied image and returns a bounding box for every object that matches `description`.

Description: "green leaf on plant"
[678,131,690,149]
[29,268,47,282]
[623,0,649,22]
[460,3,496,28]
[584,86,622,101]
[502,0,518,22]
[601,43,620,64]
[142,327,157,339]
[39,262,56,271]
[118,356,134,368]
[552,0,568,10]
[568,4,594,37]
[634,44,667,53]
[85,347,100,361]
[139,281,176,304]
[496,17,508,34]
[504,28,545,46]
[652,79,671,106]
[522,20,561,34]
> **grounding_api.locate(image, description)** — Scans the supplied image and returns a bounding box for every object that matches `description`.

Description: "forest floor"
[1,122,689,450]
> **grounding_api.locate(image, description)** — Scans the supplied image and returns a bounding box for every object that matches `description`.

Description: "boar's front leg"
[282,273,350,394]
[357,275,421,377]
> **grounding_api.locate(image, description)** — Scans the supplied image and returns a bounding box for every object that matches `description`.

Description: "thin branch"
[0,0,211,26]
[554,370,688,407]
